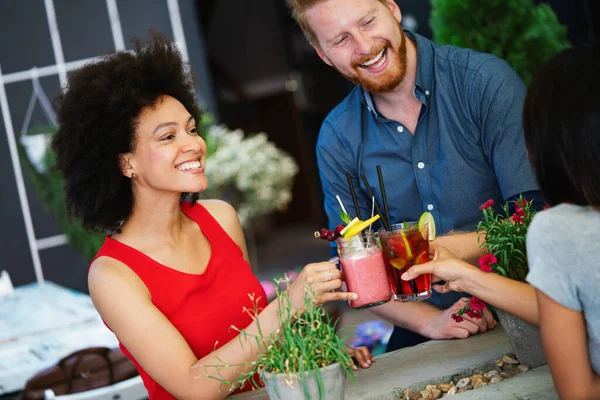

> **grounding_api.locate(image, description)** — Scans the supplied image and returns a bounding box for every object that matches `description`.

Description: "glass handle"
[328,256,341,270]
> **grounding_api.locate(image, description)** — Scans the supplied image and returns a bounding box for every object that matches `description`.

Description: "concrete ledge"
[234,327,559,399]
[346,327,511,400]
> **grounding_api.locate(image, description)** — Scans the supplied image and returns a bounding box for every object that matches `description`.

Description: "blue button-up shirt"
[317,31,539,241]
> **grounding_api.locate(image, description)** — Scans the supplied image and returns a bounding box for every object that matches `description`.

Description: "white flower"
[199,125,299,227]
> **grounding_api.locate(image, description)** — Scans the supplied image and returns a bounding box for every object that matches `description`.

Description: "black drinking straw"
[346,172,363,220]
[376,165,393,231]
[360,173,391,231]
[374,166,419,295]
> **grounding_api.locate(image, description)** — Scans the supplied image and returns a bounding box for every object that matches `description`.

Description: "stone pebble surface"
[400,353,531,399]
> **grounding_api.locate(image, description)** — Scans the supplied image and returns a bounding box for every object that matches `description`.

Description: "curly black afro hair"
[52,33,202,234]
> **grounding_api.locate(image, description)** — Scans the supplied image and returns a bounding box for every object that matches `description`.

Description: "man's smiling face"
[306,0,408,93]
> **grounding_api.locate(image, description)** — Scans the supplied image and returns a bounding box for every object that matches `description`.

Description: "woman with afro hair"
[52,34,372,399]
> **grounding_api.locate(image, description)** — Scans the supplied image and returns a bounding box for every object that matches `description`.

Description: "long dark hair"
[523,43,600,207]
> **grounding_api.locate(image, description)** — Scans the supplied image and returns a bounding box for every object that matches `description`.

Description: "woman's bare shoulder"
[197,199,240,228]
[88,255,150,303]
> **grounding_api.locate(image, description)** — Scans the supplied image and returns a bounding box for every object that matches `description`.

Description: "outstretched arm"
[371,296,496,340]
[402,246,538,326]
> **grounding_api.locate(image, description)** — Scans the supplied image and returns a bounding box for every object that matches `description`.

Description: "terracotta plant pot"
[262,362,345,400]
[496,308,547,368]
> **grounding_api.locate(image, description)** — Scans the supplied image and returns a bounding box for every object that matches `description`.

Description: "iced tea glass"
[378,222,431,302]
[334,231,392,309]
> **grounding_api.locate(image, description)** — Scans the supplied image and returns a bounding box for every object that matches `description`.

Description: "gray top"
[526,204,600,374]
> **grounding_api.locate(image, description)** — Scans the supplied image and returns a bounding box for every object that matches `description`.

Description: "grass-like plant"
[200,277,355,399]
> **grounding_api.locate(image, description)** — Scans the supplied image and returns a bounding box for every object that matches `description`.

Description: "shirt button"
[397,125,404,133]
[417,162,425,169]
[427,204,434,211]
[425,90,430,96]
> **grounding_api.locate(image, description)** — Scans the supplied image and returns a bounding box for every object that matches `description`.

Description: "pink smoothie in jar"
[340,245,392,309]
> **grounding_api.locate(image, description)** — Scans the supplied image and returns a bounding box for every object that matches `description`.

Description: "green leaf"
[339,209,350,224]
[495,265,508,277]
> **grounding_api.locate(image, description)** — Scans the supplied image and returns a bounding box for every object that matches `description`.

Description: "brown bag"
[20,347,139,400]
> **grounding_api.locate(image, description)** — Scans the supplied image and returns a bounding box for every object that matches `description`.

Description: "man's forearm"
[370,301,441,336]
[431,231,484,265]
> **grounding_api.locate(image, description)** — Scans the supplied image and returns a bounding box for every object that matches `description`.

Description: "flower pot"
[20,133,51,173]
[496,308,547,368]
[262,362,345,400]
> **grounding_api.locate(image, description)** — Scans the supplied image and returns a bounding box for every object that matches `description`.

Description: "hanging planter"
[19,69,58,174]
[20,132,51,173]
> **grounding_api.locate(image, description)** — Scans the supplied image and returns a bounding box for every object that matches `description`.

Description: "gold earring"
[131,173,138,179]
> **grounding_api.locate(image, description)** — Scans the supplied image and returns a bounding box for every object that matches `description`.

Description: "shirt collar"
[360,30,435,117]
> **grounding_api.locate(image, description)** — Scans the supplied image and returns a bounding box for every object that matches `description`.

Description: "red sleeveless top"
[91,202,267,399]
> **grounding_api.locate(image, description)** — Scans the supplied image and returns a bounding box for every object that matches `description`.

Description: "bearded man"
[287,0,545,351]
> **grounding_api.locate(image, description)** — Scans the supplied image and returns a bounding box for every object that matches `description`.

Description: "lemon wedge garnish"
[340,217,360,236]
[400,230,413,259]
[342,215,381,238]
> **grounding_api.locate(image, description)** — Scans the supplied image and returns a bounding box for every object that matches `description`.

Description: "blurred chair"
[43,375,146,400]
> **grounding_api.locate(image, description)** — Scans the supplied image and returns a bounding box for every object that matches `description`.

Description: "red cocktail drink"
[378,223,431,302]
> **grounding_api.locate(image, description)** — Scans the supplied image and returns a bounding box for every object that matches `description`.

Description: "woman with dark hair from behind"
[402,43,600,399]
[52,34,372,400]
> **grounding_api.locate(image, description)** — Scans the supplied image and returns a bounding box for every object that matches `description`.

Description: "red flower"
[516,198,529,209]
[465,309,483,319]
[511,213,525,224]
[479,199,495,210]
[451,313,464,323]
[514,204,525,216]
[469,297,486,312]
[478,253,497,272]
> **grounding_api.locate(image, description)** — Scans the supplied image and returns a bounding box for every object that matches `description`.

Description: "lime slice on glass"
[419,212,436,241]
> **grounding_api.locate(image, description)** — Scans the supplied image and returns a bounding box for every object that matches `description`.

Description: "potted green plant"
[202,278,355,400]
[462,198,547,368]
[430,0,570,85]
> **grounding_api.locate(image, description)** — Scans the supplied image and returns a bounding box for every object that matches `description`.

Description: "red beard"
[342,29,408,94]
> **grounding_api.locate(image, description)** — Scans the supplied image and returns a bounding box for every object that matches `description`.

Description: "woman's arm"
[90,201,356,399]
[460,264,538,326]
[90,256,353,400]
[402,246,539,325]
[536,290,600,399]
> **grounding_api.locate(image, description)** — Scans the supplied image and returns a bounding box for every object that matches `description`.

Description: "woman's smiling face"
[121,95,208,195]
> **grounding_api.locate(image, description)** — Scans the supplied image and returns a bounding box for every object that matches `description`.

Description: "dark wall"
[0,0,215,293]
